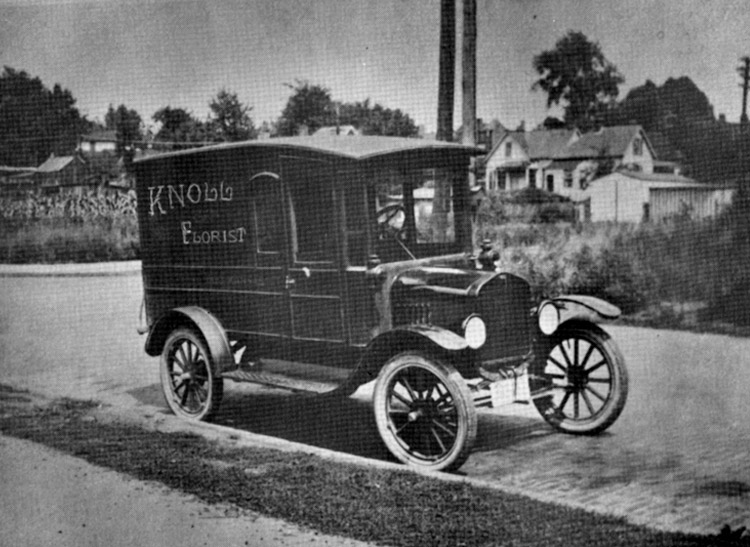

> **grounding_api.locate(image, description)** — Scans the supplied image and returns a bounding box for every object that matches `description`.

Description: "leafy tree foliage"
[104,103,143,153]
[152,106,212,148]
[0,66,90,166]
[208,89,255,141]
[276,81,419,137]
[604,76,750,183]
[532,31,624,131]
[276,81,334,136]
[339,99,419,137]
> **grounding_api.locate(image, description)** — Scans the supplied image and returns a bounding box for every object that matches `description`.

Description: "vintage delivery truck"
[134,136,628,471]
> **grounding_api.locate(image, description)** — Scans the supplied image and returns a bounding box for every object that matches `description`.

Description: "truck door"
[239,171,291,358]
[281,156,347,359]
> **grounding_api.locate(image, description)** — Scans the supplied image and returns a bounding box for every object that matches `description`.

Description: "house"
[484,125,657,200]
[78,129,117,154]
[587,170,733,223]
[312,125,361,137]
[35,154,87,194]
[0,166,38,196]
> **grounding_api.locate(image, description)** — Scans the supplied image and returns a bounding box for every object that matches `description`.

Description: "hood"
[393,265,497,297]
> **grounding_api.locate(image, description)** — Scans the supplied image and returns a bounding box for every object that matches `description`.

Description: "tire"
[531,324,628,435]
[160,328,224,421]
[373,352,477,472]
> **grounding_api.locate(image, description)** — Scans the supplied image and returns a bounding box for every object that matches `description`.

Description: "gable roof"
[37,156,79,173]
[312,125,361,136]
[488,125,654,162]
[489,129,577,160]
[566,125,650,159]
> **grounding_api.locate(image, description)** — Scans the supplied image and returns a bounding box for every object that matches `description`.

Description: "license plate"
[488,371,531,407]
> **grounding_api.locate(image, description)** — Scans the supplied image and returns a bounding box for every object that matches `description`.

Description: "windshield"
[371,166,470,261]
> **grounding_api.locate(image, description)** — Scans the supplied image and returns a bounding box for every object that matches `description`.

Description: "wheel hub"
[567,365,588,391]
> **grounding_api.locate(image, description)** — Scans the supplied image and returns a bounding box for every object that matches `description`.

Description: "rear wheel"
[373,353,477,472]
[531,324,627,435]
[160,328,223,421]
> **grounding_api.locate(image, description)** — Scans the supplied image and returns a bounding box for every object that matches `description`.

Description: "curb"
[0,260,141,277]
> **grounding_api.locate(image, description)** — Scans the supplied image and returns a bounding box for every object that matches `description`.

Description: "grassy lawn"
[0,387,743,547]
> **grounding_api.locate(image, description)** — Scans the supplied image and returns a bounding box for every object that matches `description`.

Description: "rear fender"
[144,306,235,374]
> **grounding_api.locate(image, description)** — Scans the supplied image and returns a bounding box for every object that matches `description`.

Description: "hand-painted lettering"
[148,181,233,216]
[181,221,246,245]
[149,185,166,216]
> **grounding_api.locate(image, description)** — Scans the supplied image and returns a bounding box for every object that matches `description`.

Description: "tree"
[0,66,90,166]
[339,99,419,137]
[276,81,335,136]
[532,31,624,131]
[152,106,211,148]
[276,81,419,137]
[104,103,143,154]
[208,89,255,141]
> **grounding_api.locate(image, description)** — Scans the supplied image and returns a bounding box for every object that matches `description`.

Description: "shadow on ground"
[128,382,555,466]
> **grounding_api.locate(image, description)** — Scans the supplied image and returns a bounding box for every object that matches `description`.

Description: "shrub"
[0,190,139,263]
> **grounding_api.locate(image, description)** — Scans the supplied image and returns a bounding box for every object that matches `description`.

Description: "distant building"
[35,154,87,194]
[79,129,117,154]
[0,166,38,196]
[587,170,733,223]
[484,125,657,201]
[312,125,361,137]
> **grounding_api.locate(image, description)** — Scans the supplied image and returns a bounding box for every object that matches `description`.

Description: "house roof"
[566,125,649,159]
[37,156,78,173]
[491,129,576,160]
[599,169,700,185]
[0,165,37,175]
[135,135,484,163]
[489,125,653,162]
[312,125,361,136]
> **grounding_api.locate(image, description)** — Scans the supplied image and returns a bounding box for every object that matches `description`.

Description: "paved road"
[1,273,749,536]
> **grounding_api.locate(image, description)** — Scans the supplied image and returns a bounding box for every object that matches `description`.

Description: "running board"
[221,359,350,395]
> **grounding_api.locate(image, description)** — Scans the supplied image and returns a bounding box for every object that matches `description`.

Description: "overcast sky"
[1,0,748,132]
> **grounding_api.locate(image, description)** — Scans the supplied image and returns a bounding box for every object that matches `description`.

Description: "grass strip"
[0,394,743,547]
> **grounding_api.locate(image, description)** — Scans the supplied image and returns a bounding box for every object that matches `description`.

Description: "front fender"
[339,325,470,392]
[551,294,621,324]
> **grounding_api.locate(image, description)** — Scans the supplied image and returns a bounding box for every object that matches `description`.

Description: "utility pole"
[461,0,477,147]
[436,0,455,142]
[739,56,750,125]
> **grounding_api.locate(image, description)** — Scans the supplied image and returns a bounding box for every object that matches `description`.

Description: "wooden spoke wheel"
[373,353,477,472]
[160,328,223,421]
[531,324,628,435]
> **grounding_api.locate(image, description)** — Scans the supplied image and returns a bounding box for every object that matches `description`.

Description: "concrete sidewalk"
[0,260,141,277]
[0,434,377,547]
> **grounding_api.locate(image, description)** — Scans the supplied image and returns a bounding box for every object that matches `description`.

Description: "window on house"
[504,142,512,158]
[546,174,554,192]
[633,138,643,156]
[564,171,573,188]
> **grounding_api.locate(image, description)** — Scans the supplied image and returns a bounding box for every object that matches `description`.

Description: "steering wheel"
[376,203,406,239]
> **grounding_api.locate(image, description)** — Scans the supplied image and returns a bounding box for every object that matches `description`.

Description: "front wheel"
[531,324,628,435]
[373,353,477,472]
[160,328,223,421]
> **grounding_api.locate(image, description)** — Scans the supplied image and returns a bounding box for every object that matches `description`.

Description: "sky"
[0,0,749,133]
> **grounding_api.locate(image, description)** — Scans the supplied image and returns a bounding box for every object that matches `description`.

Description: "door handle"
[285,275,295,290]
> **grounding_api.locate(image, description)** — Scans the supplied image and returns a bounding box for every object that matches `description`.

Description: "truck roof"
[134,135,483,163]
